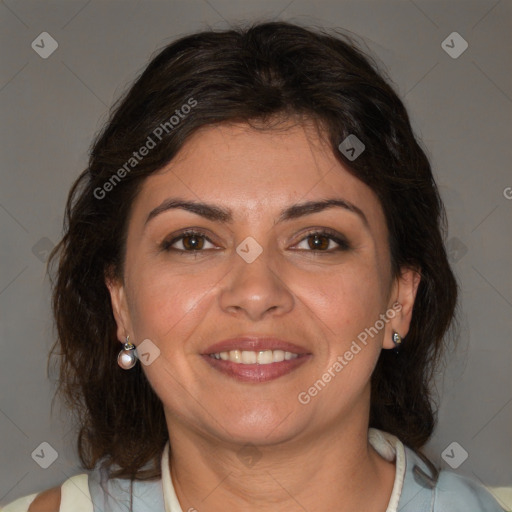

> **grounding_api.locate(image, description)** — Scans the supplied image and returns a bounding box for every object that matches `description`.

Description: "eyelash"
[160,228,350,254]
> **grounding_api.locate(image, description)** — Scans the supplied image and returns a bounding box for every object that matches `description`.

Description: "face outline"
[107,118,420,448]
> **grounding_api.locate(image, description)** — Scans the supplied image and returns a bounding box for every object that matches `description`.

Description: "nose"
[218,245,294,321]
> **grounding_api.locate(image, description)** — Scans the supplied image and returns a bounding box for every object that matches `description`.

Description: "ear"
[382,266,421,349]
[105,270,132,344]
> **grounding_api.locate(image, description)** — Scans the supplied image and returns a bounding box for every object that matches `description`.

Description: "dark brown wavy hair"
[48,20,458,481]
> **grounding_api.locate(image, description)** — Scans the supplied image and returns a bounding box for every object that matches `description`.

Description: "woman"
[3,20,504,512]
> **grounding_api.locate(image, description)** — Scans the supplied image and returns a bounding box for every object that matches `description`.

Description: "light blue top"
[2,428,506,511]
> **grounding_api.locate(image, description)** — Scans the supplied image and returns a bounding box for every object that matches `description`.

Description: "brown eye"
[181,233,205,250]
[294,229,350,252]
[307,234,330,250]
[161,230,216,252]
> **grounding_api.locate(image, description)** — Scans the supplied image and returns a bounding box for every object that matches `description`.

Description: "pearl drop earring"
[117,335,138,369]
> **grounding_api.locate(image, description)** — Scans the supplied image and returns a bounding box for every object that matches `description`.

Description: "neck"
[165,404,396,511]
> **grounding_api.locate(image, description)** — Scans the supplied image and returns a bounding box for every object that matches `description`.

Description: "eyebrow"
[145,197,369,229]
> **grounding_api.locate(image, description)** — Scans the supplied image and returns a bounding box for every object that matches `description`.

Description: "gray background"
[1,0,511,506]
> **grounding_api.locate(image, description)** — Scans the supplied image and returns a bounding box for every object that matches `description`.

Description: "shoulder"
[400,444,504,511]
[27,486,61,512]
[434,469,506,511]
[1,486,60,512]
[2,474,91,512]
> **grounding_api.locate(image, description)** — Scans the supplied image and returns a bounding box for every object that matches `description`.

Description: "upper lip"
[203,336,311,355]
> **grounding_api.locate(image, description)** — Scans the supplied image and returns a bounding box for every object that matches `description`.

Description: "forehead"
[130,120,387,234]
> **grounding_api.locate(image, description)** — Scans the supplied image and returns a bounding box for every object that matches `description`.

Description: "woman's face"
[108,119,419,446]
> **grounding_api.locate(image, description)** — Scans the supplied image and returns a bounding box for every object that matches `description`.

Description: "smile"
[202,336,312,382]
[209,349,299,365]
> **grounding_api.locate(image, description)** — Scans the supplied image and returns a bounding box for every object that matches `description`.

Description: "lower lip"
[201,354,312,382]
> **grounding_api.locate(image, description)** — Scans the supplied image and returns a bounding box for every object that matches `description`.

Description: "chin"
[213,406,303,446]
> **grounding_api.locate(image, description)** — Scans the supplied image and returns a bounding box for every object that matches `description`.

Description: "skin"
[107,118,420,512]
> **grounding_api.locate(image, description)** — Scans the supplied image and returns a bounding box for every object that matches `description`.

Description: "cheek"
[295,261,385,337]
[124,263,220,408]
[125,259,221,344]
[292,265,387,414]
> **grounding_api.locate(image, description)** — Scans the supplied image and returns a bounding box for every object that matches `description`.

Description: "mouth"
[201,336,312,383]
[208,349,301,364]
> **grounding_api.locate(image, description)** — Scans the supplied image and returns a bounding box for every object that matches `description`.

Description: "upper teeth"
[210,350,299,364]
